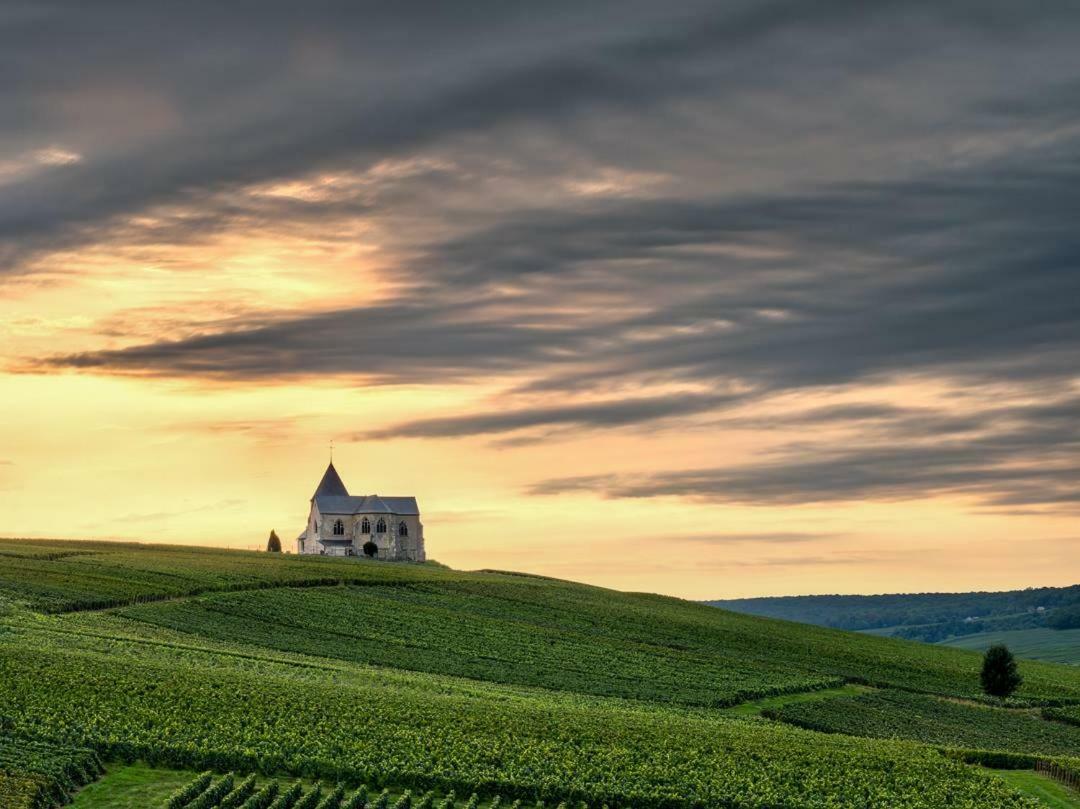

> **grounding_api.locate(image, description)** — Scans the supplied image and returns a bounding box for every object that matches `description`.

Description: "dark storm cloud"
[47,298,582,381]
[5,1,1079,269]
[532,453,1080,507]
[0,0,931,268]
[40,143,1080,383]
[8,1,1080,508]
[359,392,742,439]
[531,395,1080,508]
[487,153,1080,392]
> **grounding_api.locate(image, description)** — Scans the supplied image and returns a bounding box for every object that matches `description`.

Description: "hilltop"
[1,539,1078,808]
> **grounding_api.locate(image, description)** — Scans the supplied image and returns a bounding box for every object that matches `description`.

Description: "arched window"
[333,519,344,535]
[360,517,371,534]
[398,521,408,537]
[376,518,387,534]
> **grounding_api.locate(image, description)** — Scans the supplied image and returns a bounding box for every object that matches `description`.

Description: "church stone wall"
[301,506,425,561]
[297,464,425,561]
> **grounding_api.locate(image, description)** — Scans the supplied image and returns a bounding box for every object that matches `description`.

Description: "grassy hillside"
[939,628,1080,666]
[991,770,1080,809]
[2,539,1078,807]
[2,540,1077,704]
[111,581,1080,705]
[0,539,445,612]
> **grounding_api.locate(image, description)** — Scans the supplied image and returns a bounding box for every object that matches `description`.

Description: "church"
[296,462,426,561]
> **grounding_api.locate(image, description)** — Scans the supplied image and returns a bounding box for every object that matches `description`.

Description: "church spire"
[312,460,349,500]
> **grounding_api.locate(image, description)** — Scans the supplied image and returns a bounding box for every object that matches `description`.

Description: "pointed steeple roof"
[312,461,349,500]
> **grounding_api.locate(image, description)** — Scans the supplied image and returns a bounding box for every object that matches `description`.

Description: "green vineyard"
[0,733,104,809]
[1,540,1077,808]
[158,771,544,809]
[765,689,1080,756]
[1046,706,1080,728]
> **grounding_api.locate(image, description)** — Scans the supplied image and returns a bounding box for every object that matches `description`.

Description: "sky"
[1,1,1078,599]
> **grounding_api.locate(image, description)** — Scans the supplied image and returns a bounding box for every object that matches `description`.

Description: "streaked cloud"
[360,392,743,440]
[36,149,1080,397]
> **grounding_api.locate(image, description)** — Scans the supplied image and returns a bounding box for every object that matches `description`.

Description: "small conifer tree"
[981,644,1022,698]
[266,530,282,552]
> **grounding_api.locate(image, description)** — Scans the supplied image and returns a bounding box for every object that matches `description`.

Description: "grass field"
[720,684,874,717]
[990,770,1080,809]
[68,764,192,809]
[939,628,1080,666]
[2,539,1078,808]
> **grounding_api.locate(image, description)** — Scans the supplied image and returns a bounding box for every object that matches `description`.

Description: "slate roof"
[309,461,419,516]
[380,496,421,515]
[312,462,349,499]
[314,494,420,516]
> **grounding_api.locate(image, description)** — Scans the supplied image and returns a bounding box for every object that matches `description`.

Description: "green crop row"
[0,541,467,613]
[2,541,1079,703]
[0,732,104,809]
[116,584,834,707]
[117,578,1080,704]
[167,774,540,809]
[765,689,1080,757]
[0,641,1039,808]
[1043,704,1080,727]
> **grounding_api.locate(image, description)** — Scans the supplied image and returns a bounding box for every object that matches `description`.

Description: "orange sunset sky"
[2,3,1078,599]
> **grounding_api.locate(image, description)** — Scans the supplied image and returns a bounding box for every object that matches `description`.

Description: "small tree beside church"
[266,530,282,553]
[363,540,378,558]
[981,644,1022,698]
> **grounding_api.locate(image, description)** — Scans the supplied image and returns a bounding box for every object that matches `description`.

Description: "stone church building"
[296,462,425,561]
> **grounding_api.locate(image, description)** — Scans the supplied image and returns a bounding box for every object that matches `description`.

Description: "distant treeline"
[708,585,1080,642]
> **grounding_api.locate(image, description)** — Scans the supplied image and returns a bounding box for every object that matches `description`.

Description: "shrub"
[981,645,1022,698]
[946,749,1038,770]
